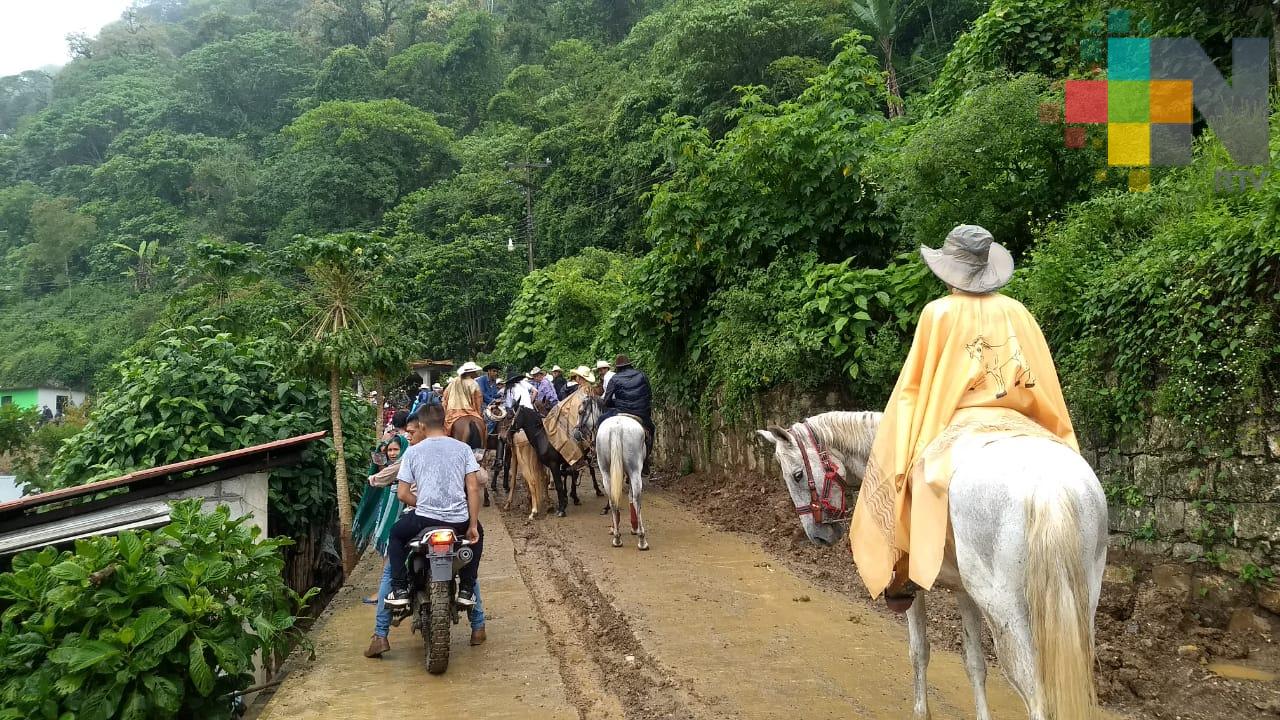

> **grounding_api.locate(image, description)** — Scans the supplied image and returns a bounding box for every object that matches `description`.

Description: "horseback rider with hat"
[600,354,654,475]
[850,224,1077,611]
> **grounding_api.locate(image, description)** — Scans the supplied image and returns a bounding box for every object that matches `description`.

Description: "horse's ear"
[755,426,790,447]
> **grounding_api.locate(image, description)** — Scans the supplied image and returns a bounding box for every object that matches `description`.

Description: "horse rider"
[596,359,614,393]
[504,371,537,417]
[529,366,559,414]
[600,354,654,475]
[550,365,568,397]
[850,225,1077,612]
[442,361,485,439]
[478,363,503,431]
[562,365,597,398]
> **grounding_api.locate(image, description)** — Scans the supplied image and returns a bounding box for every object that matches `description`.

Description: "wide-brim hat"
[431,383,442,391]
[419,382,430,389]
[551,365,562,373]
[569,365,596,384]
[613,354,632,369]
[529,366,545,376]
[505,373,526,386]
[920,224,1013,294]
[482,362,502,371]
[595,360,610,371]
[457,361,482,376]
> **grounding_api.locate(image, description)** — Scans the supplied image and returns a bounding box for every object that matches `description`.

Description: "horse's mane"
[799,411,882,462]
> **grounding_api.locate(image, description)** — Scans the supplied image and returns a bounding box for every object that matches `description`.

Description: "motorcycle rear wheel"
[424,580,452,674]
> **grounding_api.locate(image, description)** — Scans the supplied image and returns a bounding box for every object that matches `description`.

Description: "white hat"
[569,365,596,384]
[432,383,442,390]
[457,361,482,376]
[595,360,610,370]
[420,381,430,389]
[551,365,562,373]
[530,366,545,376]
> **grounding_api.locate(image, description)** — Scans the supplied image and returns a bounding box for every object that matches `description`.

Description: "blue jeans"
[374,562,485,638]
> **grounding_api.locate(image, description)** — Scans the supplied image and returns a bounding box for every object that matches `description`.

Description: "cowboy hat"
[529,366,545,376]
[920,224,1013,294]
[595,360,610,370]
[431,383,442,390]
[419,381,430,389]
[482,362,502,371]
[457,361,482,376]
[613,354,632,369]
[569,365,596,384]
[551,365,562,373]
[506,373,527,386]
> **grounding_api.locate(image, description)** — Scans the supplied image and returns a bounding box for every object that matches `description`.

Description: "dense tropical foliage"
[0,501,313,720]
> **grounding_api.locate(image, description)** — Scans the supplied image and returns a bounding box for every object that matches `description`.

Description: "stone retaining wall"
[653,388,1279,571]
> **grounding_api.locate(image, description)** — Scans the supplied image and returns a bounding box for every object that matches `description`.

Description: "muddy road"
[253,488,1098,720]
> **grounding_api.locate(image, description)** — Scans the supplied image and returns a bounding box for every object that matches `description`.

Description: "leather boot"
[470,627,487,646]
[364,634,390,658]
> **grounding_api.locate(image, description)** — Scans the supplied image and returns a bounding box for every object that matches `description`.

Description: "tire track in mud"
[507,512,709,720]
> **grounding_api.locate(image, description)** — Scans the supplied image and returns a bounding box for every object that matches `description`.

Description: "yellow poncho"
[850,291,1078,597]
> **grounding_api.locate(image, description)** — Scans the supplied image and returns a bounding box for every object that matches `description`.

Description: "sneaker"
[364,634,390,658]
[384,585,411,608]
[456,587,476,607]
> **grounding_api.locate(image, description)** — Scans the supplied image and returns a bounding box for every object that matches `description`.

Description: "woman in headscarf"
[353,411,410,603]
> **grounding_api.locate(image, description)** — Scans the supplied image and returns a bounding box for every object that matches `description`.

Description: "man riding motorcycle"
[384,404,485,646]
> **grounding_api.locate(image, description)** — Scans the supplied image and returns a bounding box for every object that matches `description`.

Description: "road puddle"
[1206,662,1278,683]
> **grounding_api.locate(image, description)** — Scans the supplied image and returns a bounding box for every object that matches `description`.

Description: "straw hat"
[530,366,545,376]
[569,365,596,384]
[551,365,562,373]
[595,360,610,371]
[919,224,1013,294]
[431,383,442,391]
[457,361,482,376]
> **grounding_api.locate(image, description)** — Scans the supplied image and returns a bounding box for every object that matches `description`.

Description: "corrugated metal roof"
[0,431,326,514]
[0,501,172,555]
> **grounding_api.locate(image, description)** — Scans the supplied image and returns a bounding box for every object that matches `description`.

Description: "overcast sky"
[0,0,136,76]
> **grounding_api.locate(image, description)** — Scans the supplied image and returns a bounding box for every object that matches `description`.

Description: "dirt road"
[255,490,1113,719]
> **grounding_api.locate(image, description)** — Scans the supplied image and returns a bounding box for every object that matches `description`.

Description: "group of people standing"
[351,353,653,660]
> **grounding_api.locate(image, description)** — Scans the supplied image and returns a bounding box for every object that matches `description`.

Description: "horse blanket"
[541,389,587,466]
[850,292,1078,598]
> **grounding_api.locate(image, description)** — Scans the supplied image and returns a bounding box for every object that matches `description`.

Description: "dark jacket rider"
[601,354,654,472]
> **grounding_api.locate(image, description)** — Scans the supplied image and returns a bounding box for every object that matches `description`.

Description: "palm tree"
[851,0,910,117]
[292,232,395,577]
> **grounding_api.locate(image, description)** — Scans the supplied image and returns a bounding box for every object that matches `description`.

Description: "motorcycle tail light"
[427,529,456,550]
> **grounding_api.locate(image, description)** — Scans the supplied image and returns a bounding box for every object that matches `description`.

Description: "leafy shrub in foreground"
[0,500,314,720]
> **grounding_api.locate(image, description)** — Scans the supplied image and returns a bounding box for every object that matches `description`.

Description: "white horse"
[757,411,1107,720]
[583,398,650,550]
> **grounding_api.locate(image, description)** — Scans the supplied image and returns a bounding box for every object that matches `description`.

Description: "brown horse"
[448,413,489,505]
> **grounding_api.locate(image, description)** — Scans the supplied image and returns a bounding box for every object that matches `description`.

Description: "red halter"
[789,421,849,525]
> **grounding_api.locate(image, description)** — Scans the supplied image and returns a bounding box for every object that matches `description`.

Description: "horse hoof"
[638,542,650,551]
[572,498,581,506]
[594,490,603,497]
[555,510,566,518]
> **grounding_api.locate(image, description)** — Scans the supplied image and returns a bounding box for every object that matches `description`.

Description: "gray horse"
[578,396,650,550]
[759,411,1107,720]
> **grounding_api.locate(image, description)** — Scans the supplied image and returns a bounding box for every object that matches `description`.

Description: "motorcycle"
[394,526,474,674]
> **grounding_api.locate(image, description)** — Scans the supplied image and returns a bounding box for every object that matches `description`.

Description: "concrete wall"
[163,471,271,540]
[0,388,86,412]
[653,386,1279,570]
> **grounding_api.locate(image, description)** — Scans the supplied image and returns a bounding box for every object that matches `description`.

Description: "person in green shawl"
[353,412,410,603]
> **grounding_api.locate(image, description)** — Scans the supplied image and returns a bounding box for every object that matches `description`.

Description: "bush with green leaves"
[36,325,372,537]
[1016,126,1280,445]
[0,404,40,457]
[494,247,636,370]
[877,74,1107,256]
[0,500,313,720]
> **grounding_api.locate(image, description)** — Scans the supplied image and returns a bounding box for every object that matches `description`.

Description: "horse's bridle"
[789,421,850,525]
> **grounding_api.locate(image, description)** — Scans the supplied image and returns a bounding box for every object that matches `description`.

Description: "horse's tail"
[607,425,626,511]
[1025,483,1097,720]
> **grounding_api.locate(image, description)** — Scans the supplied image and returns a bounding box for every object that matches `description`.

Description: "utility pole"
[504,159,551,272]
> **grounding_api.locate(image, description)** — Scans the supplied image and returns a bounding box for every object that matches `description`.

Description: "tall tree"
[29,197,96,283]
[850,0,909,117]
[291,232,399,577]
